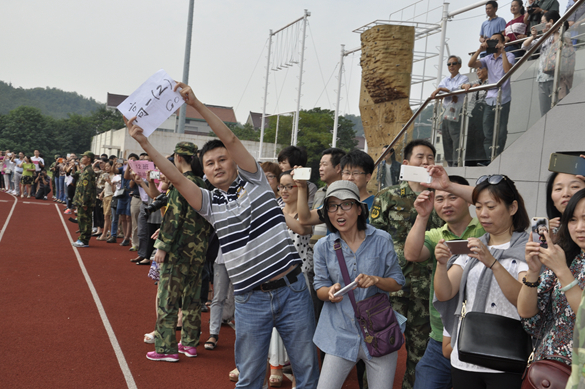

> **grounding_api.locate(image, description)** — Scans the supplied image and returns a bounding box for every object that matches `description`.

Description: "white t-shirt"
[31,156,44,172]
[450,242,528,373]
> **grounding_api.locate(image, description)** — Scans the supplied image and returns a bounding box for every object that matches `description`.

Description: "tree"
[263,108,357,182]
[87,107,125,134]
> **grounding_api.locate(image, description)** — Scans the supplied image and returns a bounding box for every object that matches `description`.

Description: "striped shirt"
[198,162,302,295]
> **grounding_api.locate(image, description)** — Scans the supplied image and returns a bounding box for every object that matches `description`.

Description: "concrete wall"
[444,78,585,218]
[91,128,283,161]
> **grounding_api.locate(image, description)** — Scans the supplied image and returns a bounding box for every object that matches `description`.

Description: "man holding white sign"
[126,82,319,388]
[117,70,184,137]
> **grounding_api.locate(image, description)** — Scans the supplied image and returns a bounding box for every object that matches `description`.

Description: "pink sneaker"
[146,351,179,362]
[64,209,72,214]
[178,342,197,358]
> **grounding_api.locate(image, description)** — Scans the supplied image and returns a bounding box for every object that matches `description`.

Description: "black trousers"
[451,366,522,389]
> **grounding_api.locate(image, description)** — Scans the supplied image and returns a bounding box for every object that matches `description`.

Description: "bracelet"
[489,259,497,269]
[560,279,579,292]
[522,276,540,288]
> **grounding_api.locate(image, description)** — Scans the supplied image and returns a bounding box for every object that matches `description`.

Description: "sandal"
[269,368,283,387]
[204,335,218,350]
[229,368,239,382]
[144,332,155,344]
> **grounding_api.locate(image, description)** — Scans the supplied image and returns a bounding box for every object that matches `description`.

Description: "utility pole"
[177,0,195,134]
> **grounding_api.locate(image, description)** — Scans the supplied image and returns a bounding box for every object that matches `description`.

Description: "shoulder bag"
[113,187,126,199]
[521,286,571,389]
[334,239,404,357]
[457,300,533,373]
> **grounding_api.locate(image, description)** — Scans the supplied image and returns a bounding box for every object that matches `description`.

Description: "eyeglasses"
[265,174,276,180]
[447,62,460,66]
[342,170,368,177]
[326,201,355,213]
[277,184,297,191]
[476,174,516,194]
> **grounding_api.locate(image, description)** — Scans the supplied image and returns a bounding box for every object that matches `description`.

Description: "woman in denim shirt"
[312,180,405,389]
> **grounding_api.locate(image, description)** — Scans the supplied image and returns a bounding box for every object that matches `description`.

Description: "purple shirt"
[479,52,516,105]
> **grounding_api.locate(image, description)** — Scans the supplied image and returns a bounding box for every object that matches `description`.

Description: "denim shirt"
[313,224,405,362]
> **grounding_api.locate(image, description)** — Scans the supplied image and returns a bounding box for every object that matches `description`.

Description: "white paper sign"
[117,69,184,137]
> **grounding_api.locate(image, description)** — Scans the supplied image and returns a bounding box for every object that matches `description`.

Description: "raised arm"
[468,43,486,69]
[294,171,322,226]
[423,165,474,203]
[433,240,463,301]
[404,191,434,263]
[175,83,257,174]
[127,118,203,211]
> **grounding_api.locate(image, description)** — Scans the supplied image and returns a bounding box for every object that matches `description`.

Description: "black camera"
[527,4,536,14]
[145,193,168,215]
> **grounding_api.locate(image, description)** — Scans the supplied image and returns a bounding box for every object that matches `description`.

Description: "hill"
[0,81,103,118]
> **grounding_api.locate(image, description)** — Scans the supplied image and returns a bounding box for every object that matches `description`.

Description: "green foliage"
[263,108,357,182]
[0,105,124,159]
[228,122,260,141]
[344,114,364,136]
[0,81,103,119]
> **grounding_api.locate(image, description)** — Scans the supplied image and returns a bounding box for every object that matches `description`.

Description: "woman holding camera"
[518,189,585,371]
[545,169,585,244]
[434,175,530,388]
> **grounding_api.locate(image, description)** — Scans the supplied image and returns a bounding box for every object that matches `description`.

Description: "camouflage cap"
[174,142,198,156]
[82,151,95,160]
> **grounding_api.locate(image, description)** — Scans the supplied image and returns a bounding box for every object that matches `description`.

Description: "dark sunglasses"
[447,62,460,66]
[476,174,516,193]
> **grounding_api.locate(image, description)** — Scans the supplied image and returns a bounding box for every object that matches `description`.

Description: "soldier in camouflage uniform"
[369,140,444,389]
[71,151,96,248]
[147,142,213,362]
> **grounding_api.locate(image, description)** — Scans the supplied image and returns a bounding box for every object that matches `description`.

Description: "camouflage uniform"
[369,181,444,389]
[72,164,96,245]
[152,143,213,354]
[567,288,585,389]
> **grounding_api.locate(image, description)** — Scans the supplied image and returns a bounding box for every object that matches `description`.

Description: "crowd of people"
[432,0,584,167]
[5,3,585,388]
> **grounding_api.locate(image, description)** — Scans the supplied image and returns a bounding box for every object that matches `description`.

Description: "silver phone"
[399,165,432,184]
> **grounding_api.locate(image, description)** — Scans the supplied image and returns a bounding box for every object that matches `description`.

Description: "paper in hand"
[117,69,184,137]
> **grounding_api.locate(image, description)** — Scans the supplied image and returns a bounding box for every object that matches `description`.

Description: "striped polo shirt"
[198,162,302,295]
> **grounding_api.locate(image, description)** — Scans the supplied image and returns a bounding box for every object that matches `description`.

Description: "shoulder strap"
[334,239,359,317]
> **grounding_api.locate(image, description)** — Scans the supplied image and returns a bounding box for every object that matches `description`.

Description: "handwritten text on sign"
[128,160,155,180]
[117,69,184,137]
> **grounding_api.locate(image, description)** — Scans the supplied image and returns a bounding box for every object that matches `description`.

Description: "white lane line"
[55,204,137,389]
[22,202,52,205]
[0,196,18,243]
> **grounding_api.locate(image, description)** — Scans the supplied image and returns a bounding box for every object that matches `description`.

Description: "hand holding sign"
[118,70,184,137]
[128,160,155,180]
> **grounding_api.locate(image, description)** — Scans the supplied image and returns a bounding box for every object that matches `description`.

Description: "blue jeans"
[111,206,119,235]
[234,274,319,389]
[413,338,452,389]
[57,176,66,202]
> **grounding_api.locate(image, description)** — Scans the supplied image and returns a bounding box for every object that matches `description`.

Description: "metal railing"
[374,0,585,168]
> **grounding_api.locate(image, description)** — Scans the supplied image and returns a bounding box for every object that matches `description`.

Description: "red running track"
[0,192,406,388]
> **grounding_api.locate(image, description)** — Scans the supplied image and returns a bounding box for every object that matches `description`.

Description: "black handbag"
[457,301,532,373]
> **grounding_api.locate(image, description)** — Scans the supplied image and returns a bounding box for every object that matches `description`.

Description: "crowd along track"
[0,191,403,388]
